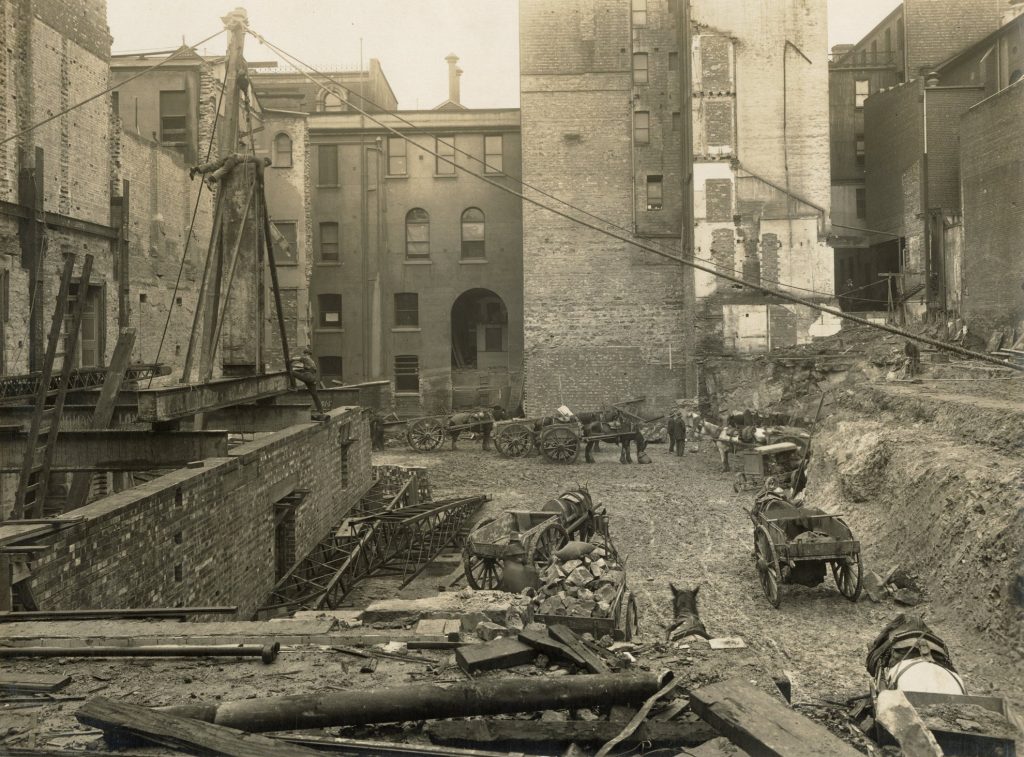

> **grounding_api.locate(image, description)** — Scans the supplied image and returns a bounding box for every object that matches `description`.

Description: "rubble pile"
[531,542,625,620]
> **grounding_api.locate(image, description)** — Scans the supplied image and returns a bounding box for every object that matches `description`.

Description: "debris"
[862,570,888,602]
[475,621,510,641]
[875,690,944,757]
[689,678,863,757]
[893,588,923,606]
[709,637,746,649]
[359,658,378,674]
[0,674,72,694]
[77,696,322,756]
[548,624,610,673]
[517,627,588,668]
[594,675,678,757]
[456,637,537,673]
[686,736,751,755]
[162,671,674,732]
[413,618,461,640]
[425,718,717,748]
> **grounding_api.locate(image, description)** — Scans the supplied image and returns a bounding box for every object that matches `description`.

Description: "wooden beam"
[0,607,237,623]
[66,328,137,510]
[76,696,323,757]
[689,679,862,757]
[425,718,717,747]
[0,198,119,240]
[0,430,229,472]
[0,673,71,693]
[0,405,141,431]
[137,372,292,422]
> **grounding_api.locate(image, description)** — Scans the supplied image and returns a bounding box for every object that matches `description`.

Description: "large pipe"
[162,671,673,732]
[0,643,279,664]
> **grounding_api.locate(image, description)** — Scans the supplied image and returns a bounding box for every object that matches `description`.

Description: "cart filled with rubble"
[749,490,862,608]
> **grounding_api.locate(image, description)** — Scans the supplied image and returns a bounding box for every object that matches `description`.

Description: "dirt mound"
[811,420,1024,644]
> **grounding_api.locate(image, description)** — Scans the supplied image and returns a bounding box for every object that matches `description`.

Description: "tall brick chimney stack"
[445,53,462,105]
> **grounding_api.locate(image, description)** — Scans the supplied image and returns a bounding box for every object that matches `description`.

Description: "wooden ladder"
[13,253,94,519]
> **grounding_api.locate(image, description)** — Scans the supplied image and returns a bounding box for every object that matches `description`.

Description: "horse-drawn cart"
[732,441,806,492]
[749,492,862,608]
[462,489,604,589]
[402,411,494,452]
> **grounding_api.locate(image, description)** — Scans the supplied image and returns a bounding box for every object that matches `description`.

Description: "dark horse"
[577,408,646,464]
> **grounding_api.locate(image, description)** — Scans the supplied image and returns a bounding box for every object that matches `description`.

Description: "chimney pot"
[446,54,461,105]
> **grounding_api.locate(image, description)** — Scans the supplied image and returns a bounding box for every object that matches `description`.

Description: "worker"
[289,347,327,421]
[189,154,271,188]
[666,410,686,457]
[904,340,921,377]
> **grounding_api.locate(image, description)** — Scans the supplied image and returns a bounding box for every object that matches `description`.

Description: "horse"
[578,408,646,464]
[447,410,495,451]
[700,420,740,471]
[867,614,966,696]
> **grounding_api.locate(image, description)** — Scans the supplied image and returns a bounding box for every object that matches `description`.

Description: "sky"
[106,0,903,110]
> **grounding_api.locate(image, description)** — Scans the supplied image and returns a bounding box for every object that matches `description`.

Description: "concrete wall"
[26,407,372,616]
[960,79,1024,333]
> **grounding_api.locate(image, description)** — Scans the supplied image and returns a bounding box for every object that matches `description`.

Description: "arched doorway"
[451,289,509,409]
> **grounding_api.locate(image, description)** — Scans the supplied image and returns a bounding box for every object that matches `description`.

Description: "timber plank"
[75,696,321,757]
[426,718,717,746]
[517,627,588,668]
[548,624,610,673]
[690,678,862,757]
[0,673,71,693]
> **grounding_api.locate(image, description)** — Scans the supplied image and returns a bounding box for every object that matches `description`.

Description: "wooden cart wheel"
[623,593,639,641]
[754,526,782,609]
[528,522,569,568]
[832,551,863,601]
[494,422,535,458]
[463,549,503,590]
[406,417,445,452]
[540,425,580,464]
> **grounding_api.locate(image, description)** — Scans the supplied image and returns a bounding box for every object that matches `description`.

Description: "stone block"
[456,637,537,673]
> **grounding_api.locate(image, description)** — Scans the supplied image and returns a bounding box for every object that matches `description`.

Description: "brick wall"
[904,0,1003,77]
[865,81,922,236]
[924,86,986,212]
[27,407,372,616]
[960,80,1024,333]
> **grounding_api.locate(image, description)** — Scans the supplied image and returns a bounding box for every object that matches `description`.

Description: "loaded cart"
[462,489,601,590]
[749,490,862,608]
[404,410,494,452]
[732,441,806,492]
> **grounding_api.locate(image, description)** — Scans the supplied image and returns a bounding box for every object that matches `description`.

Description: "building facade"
[253,63,524,415]
[827,0,1006,316]
[519,0,834,416]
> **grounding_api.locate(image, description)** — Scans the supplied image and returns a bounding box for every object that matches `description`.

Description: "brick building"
[519,0,834,415]
[827,0,1006,316]
[854,2,1022,324]
[253,59,524,415]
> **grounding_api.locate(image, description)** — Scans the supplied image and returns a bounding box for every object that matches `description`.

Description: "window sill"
[316,184,340,189]
[392,327,422,333]
[385,174,409,180]
[394,391,421,397]
[459,258,488,264]
[404,258,432,265]
[433,173,458,179]
[270,165,293,170]
[316,327,344,333]
[316,260,342,266]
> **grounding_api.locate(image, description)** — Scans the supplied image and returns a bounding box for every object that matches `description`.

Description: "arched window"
[405,208,430,258]
[461,207,485,259]
[322,90,345,112]
[272,132,292,167]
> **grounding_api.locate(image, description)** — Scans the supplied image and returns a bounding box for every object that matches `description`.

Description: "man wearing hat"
[289,347,327,421]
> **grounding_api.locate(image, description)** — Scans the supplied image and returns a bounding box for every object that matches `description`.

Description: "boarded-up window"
[700,36,732,91]
[395,355,419,393]
[705,179,733,222]
[704,100,733,153]
[318,144,338,185]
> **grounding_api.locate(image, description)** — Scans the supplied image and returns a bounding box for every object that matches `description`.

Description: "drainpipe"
[921,72,938,321]
[678,0,696,395]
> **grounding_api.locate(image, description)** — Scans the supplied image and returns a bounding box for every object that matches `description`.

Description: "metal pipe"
[0,643,279,664]
[162,671,673,732]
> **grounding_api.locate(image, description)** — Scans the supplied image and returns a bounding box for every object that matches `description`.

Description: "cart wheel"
[494,423,534,458]
[832,551,863,602]
[624,593,640,641]
[406,418,445,451]
[540,426,580,464]
[754,526,782,609]
[528,522,569,568]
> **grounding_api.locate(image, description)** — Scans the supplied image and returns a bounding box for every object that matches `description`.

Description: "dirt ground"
[376,439,1024,714]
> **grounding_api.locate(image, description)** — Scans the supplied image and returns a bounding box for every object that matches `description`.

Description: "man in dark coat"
[289,347,327,420]
[667,410,686,457]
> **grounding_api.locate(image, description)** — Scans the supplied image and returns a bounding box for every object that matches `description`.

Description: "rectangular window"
[394,292,419,327]
[436,136,456,175]
[855,136,865,168]
[484,135,503,174]
[668,52,678,71]
[388,136,407,175]
[855,79,870,108]
[484,326,503,352]
[319,222,340,261]
[394,355,419,393]
[884,28,892,52]
[672,111,681,132]
[271,221,297,264]
[318,293,342,328]
[159,90,188,148]
[65,284,103,368]
[318,144,338,186]
[634,111,650,145]
[633,53,649,85]
[320,355,343,380]
[855,188,867,219]
[646,175,663,211]
[631,0,646,27]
